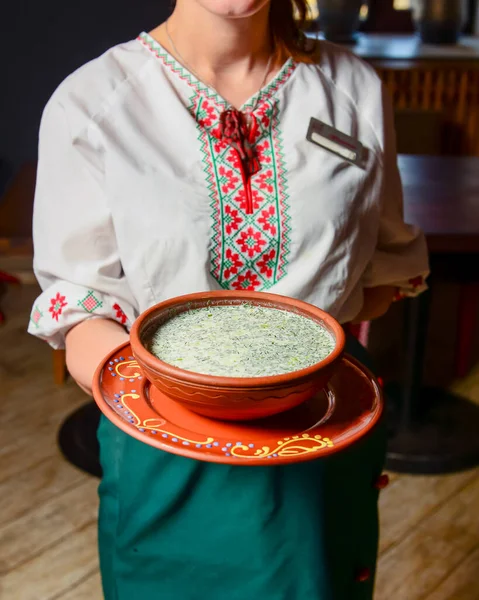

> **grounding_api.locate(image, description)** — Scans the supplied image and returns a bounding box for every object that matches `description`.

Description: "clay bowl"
[129,291,345,421]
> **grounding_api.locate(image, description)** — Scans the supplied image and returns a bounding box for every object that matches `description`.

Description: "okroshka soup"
[149,303,335,378]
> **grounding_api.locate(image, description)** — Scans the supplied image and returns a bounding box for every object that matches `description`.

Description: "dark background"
[0,0,171,191]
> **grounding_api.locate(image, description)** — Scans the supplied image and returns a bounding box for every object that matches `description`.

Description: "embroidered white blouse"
[28,32,429,348]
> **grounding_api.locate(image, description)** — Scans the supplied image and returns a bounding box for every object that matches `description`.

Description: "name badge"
[306,118,366,168]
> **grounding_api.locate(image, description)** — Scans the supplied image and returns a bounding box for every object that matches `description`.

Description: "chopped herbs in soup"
[150,304,335,377]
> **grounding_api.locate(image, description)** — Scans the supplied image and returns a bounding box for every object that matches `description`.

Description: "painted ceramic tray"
[93,343,383,466]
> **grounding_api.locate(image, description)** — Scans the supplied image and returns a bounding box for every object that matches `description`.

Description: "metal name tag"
[307,118,366,168]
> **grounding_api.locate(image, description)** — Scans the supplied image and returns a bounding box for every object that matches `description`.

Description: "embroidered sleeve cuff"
[28,283,137,349]
[393,275,428,302]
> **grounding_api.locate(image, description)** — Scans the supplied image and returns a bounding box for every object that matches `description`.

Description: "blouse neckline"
[137,31,297,113]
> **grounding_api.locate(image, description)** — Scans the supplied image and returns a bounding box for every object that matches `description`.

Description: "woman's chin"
[196,0,271,19]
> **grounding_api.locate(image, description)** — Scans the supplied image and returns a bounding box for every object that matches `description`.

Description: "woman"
[29,0,429,598]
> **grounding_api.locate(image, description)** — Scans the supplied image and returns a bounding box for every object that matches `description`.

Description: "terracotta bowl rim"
[129,291,346,389]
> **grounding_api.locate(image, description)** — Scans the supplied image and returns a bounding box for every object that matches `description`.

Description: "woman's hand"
[352,286,396,324]
[65,318,130,395]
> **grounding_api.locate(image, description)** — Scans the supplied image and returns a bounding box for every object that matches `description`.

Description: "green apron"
[97,337,386,600]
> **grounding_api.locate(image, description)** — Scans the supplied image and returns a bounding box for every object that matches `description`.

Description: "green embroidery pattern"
[30,305,43,328]
[78,291,103,314]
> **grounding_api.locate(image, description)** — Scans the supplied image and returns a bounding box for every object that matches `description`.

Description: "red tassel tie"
[219,109,260,214]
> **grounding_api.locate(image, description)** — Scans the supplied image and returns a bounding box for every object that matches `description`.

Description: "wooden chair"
[0,162,67,384]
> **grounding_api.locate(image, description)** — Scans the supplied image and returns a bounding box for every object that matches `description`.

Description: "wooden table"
[400,155,479,253]
[387,156,479,474]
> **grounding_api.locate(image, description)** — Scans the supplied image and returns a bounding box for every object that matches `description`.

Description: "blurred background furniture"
[393,109,478,379]
[365,35,479,156]
[387,155,479,474]
[411,0,468,44]
[358,38,479,378]
[0,163,35,323]
[0,162,67,384]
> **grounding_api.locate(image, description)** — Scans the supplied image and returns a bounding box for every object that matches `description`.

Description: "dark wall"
[0,0,171,189]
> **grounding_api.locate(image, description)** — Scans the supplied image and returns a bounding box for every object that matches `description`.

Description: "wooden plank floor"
[1,285,478,599]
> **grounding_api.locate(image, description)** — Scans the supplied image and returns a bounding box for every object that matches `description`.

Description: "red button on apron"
[355,567,371,582]
[374,474,390,490]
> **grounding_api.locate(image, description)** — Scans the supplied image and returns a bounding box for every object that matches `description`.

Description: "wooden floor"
[1,285,479,600]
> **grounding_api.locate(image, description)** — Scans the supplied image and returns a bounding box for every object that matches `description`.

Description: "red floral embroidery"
[225,148,242,170]
[257,249,277,279]
[213,136,229,153]
[256,140,273,164]
[257,170,274,194]
[49,293,67,321]
[258,205,277,236]
[218,166,240,194]
[113,303,128,325]
[223,248,244,280]
[231,270,261,291]
[198,100,216,128]
[236,227,266,258]
[139,35,294,292]
[224,205,243,235]
[234,188,264,212]
[409,276,424,289]
[256,104,271,128]
[394,276,425,302]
